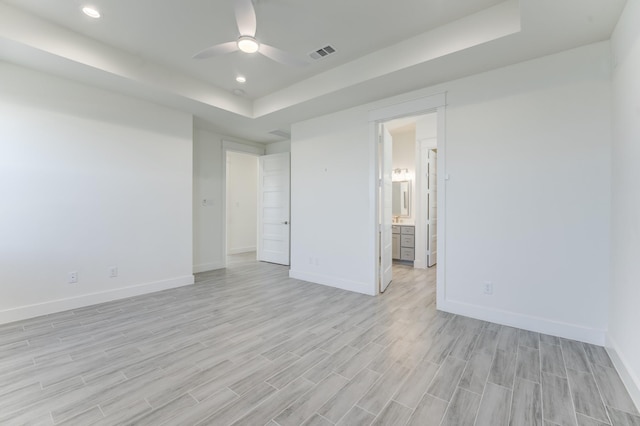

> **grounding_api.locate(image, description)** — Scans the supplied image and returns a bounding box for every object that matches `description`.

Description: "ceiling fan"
[193,0,308,67]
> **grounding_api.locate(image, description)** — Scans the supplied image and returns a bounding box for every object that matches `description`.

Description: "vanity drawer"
[400,248,415,261]
[400,226,414,235]
[401,235,414,247]
[392,225,400,234]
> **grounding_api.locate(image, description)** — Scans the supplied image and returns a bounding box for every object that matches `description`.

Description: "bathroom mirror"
[392,181,411,217]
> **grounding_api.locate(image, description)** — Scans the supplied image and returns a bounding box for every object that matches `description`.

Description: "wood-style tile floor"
[1,253,638,425]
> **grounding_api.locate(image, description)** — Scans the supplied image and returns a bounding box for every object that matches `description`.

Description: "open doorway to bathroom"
[377,110,440,294]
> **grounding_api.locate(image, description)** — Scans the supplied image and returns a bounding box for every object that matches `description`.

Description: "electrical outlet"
[68,271,78,284]
[109,266,118,278]
[483,281,493,295]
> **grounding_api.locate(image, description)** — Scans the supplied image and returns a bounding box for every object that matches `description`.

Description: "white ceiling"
[0,0,627,143]
[0,0,505,98]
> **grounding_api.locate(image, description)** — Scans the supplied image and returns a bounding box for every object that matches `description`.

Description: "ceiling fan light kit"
[237,36,259,53]
[193,0,308,68]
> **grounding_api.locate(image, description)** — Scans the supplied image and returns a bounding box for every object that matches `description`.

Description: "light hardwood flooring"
[0,253,638,425]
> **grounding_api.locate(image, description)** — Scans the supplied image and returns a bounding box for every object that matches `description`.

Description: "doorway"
[226,151,259,260]
[369,93,446,299]
[222,142,291,268]
[378,112,437,292]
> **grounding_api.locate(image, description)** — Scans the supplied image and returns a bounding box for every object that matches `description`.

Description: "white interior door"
[258,152,290,265]
[380,125,393,292]
[427,149,438,267]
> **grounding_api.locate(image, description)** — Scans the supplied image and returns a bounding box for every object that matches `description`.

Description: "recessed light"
[235,76,246,83]
[82,6,101,18]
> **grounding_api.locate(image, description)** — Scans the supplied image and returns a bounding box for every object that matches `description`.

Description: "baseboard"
[439,298,606,345]
[606,335,640,412]
[228,247,257,255]
[193,261,226,273]
[0,275,194,325]
[289,269,375,296]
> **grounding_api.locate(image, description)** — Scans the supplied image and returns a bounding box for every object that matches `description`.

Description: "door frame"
[221,140,265,267]
[368,93,447,307]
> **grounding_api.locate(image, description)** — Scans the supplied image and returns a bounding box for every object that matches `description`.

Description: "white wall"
[0,62,194,323]
[443,44,611,344]
[608,0,640,408]
[193,130,263,272]
[291,108,375,294]
[226,152,258,254]
[416,114,437,143]
[291,42,611,343]
[266,140,291,154]
[391,128,417,223]
[193,128,225,272]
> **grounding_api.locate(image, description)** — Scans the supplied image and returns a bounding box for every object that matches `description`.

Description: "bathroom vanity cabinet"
[392,225,414,262]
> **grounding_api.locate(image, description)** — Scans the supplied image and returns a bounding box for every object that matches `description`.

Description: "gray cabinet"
[392,225,414,261]
[392,233,401,259]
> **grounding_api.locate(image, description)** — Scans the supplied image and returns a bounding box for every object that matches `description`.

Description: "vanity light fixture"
[392,168,410,181]
[235,76,247,83]
[82,6,101,18]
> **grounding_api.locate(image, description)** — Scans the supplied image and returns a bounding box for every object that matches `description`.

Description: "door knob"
[282,221,289,225]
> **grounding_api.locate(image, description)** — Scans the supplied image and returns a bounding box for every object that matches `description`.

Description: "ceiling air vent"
[309,45,336,60]
[268,129,291,139]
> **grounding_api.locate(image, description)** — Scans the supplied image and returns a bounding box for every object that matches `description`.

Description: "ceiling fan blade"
[193,41,238,59]
[235,0,257,37]
[259,44,309,67]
